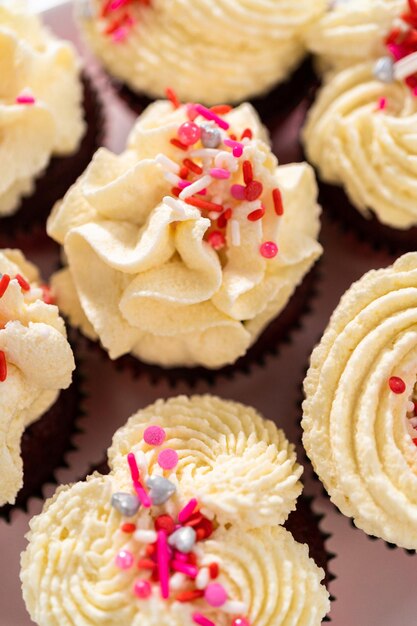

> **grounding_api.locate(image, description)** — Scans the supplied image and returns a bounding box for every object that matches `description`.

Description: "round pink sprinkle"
[158,448,179,470]
[204,583,228,607]
[134,579,152,599]
[178,121,201,146]
[115,549,134,570]
[260,241,278,259]
[230,184,246,200]
[232,619,251,626]
[143,425,166,447]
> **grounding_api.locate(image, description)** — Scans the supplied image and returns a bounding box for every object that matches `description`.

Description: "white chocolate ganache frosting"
[48,97,322,369]
[302,253,417,550]
[75,0,327,105]
[21,395,330,626]
[0,2,85,216]
[0,249,75,506]
[303,0,417,229]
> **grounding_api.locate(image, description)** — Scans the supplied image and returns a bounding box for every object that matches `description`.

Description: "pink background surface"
[0,4,416,624]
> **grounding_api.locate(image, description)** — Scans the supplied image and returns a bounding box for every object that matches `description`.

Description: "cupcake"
[75,0,326,113]
[21,395,331,625]
[0,248,76,517]
[47,97,322,381]
[0,3,103,236]
[303,0,417,250]
[302,253,417,551]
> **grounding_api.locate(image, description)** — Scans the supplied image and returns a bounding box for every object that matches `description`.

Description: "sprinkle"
[183,158,203,175]
[15,274,30,292]
[184,512,203,527]
[247,206,265,221]
[185,197,224,213]
[389,376,406,394]
[223,601,248,614]
[376,97,387,111]
[166,87,181,109]
[272,188,284,216]
[200,124,222,148]
[134,529,157,543]
[394,50,417,80]
[170,572,187,590]
[0,274,10,298]
[195,567,210,589]
[217,208,232,229]
[15,91,35,105]
[164,171,181,186]
[163,196,187,217]
[157,530,170,599]
[233,145,244,158]
[168,526,197,553]
[143,425,166,446]
[172,560,198,578]
[214,151,237,171]
[413,438,417,446]
[155,153,180,174]
[195,517,213,540]
[242,161,253,185]
[190,148,220,159]
[260,241,278,259]
[127,453,152,508]
[41,284,55,305]
[0,351,7,383]
[209,562,219,579]
[204,582,227,607]
[210,104,233,115]
[171,187,181,197]
[241,128,253,140]
[155,514,176,534]
[134,579,152,599]
[224,139,244,158]
[210,167,230,179]
[232,619,251,626]
[230,184,246,200]
[178,122,201,146]
[178,498,198,523]
[194,104,230,130]
[111,492,140,517]
[176,590,205,602]
[207,231,226,250]
[115,549,134,570]
[158,448,179,470]
[244,180,263,202]
[178,180,191,190]
[146,475,176,505]
[179,175,212,200]
[192,613,216,626]
[137,558,156,570]
[230,220,241,246]
[187,104,199,121]
[170,138,189,151]
[121,523,136,533]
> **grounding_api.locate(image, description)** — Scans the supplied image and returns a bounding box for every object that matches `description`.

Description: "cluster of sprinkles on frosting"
[158,89,283,259]
[99,0,151,42]
[0,273,54,383]
[110,424,251,626]
[374,0,417,107]
[388,375,417,446]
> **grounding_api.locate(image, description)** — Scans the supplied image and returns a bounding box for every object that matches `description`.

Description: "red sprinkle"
[242,161,253,185]
[210,104,232,115]
[195,517,213,540]
[184,512,204,527]
[0,274,11,298]
[121,523,136,533]
[413,438,417,446]
[154,514,175,535]
[209,562,219,579]
[389,376,406,394]
[15,274,30,292]
[165,87,181,109]
[187,552,198,566]
[41,284,55,305]
[179,166,189,179]
[245,180,263,202]
[247,206,265,221]
[217,208,232,229]
[185,197,224,213]
[170,138,189,151]
[241,128,253,140]
[146,543,157,557]
[0,351,7,383]
[207,231,226,250]
[183,158,203,175]
[176,590,204,603]
[137,558,156,570]
[171,187,181,197]
[272,188,284,216]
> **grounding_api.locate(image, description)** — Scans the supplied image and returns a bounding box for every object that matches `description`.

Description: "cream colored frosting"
[76,0,327,105]
[303,253,417,549]
[0,249,75,506]
[303,61,417,229]
[21,396,330,626]
[0,3,85,216]
[48,100,322,369]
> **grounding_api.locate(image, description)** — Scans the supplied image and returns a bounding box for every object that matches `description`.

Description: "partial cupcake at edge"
[47,93,322,384]
[302,0,417,251]
[0,2,103,236]
[21,395,331,626]
[0,249,80,520]
[302,252,417,552]
[74,0,327,120]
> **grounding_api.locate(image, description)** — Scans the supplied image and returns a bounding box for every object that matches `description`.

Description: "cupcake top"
[303,0,417,229]
[21,395,330,626]
[48,96,322,369]
[0,249,75,506]
[76,0,327,105]
[0,3,85,216]
[303,253,417,549]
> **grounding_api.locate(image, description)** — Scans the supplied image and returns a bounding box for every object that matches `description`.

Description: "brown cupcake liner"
[0,338,86,523]
[77,260,322,388]
[0,73,105,244]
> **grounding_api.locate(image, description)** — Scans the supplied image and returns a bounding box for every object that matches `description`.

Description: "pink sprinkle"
[16,93,35,105]
[232,620,251,626]
[204,583,228,607]
[112,26,128,42]
[413,87,417,97]
[115,549,134,570]
[158,448,179,470]
[233,145,244,158]
[178,498,198,523]
[387,43,407,61]
[224,139,244,158]
[194,104,230,130]
[134,579,152,599]
[178,121,201,146]
[187,104,199,121]
[157,530,170,599]
[210,168,231,180]
[108,0,129,10]
[377,97,387,111]
[143,425,166,447]
[230,184,246,200]
[260,241,278,259]
[172,560,199,578]
[193,614,216,626]
[127,453,152,508]
[174,551,188,562]
[178,180,191,189]
[127,452,140,482]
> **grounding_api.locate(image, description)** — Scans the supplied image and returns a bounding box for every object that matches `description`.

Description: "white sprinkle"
[163,196,187,218]
[222,600,248,615]
[133,529,157,543]
[214,150,238,172]
[155,153,180,174]
[195,567,210,590]
[208,211,219,220]
[230,219,241,246]
[394,51,417,81]
[163,171,181,187]
[170,573,187,590]
[179,175,212,200]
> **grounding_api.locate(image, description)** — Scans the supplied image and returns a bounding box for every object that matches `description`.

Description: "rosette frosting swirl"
[21,395,330,626]
[0,249,75,505]
[0,3,85,216]
[76,0,327,105]
[48,99,322,369]
[302,253,417,549]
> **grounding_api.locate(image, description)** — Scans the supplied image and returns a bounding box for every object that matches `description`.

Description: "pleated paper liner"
[0,73,105,244]
[79,260,321,388]
[0,342,86,523]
